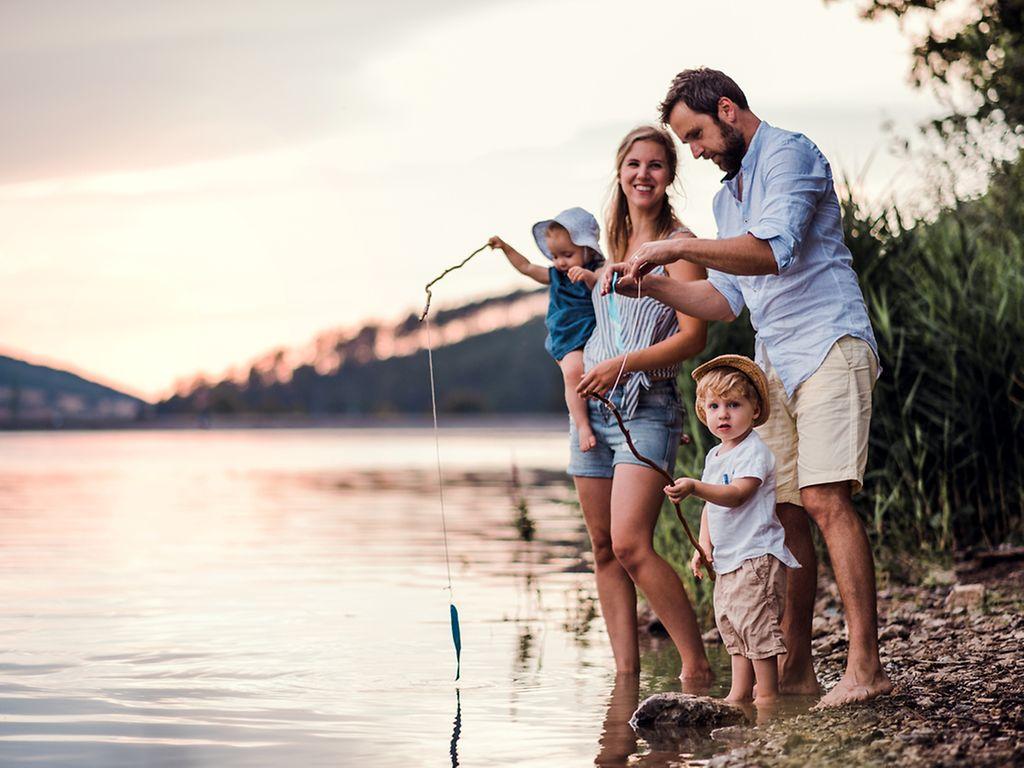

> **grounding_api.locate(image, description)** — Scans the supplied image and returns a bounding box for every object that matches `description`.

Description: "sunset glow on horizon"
[3,0,947,400]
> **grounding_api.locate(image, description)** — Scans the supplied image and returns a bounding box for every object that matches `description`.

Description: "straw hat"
[691,354,771,428]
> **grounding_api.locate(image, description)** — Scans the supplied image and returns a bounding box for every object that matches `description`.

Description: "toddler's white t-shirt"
[701,430,800,575]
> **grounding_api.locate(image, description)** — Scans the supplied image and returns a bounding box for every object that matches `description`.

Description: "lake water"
[0,426,736,767]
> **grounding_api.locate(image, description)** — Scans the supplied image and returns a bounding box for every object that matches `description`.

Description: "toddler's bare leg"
[725,655,754,703]
[559,351,595,452]
[752,656,780,703]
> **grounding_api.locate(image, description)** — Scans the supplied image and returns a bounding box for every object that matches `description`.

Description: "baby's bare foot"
[578,428,597,452]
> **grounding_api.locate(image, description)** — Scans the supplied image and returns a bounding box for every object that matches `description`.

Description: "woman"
[573,125,711,681]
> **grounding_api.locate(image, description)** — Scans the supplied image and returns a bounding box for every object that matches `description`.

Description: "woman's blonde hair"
[605,125,679,262]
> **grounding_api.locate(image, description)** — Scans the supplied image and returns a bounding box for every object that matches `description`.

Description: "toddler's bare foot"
[814,670,893,709]
[578,427,597,452]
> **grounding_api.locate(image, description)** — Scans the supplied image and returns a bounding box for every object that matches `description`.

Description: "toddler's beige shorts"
[714,554,788,660]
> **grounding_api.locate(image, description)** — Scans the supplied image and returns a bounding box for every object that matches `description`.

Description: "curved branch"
[420,245,489,321]
[592,392,715,582]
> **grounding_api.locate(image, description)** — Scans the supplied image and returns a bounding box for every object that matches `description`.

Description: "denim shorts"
[568,379,683,478]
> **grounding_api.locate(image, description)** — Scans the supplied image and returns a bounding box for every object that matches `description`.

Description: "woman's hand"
[664,477,696,503]
[577,356,627,398]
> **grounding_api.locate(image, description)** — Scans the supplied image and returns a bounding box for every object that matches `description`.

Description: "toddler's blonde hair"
[695,368,762,423]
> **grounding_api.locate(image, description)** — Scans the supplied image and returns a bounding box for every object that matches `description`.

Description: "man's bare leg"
[776,502,821,695]
[803,482,892,707]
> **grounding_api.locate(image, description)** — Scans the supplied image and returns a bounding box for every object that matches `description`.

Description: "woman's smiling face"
[619,139,670,211]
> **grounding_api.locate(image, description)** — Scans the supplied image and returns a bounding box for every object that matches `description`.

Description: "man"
[604,68,892,707]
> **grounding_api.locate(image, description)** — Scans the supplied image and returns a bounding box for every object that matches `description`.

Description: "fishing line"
[420,243,488,681]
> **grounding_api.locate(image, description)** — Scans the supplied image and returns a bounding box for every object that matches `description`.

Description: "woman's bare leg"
[560,351,596,452]
[574,475,639,673]
[609,464,712,683]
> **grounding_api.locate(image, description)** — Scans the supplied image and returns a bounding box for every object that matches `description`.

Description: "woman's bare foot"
[724,691,753,704]
[679,668,714,695]
[814,670,893,709]
[578,426,597,452]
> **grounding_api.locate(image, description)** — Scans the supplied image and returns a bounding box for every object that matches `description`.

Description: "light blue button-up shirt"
[707,121,878,397]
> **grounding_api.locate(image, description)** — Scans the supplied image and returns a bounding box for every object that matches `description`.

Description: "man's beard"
[717,119,746,175]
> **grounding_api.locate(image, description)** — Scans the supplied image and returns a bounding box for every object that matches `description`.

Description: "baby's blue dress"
[545,265,598,361]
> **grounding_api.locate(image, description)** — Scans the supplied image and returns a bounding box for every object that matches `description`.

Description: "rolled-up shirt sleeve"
[747,138,829,273]
[707,269,745,317]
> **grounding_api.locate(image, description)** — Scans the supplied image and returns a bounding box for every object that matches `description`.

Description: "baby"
[664,355,800,704]
[489,207,603,451]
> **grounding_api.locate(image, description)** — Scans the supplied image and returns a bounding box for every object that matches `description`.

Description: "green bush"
[846,157,1024,552]
[656,156,1024,585]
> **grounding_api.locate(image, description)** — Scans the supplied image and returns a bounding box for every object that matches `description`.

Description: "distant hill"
[158,288,566,416]
[0,355,147,428]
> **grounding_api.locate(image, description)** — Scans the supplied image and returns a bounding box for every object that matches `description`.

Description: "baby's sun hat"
[691,354,771,428]
[531,207,605,265]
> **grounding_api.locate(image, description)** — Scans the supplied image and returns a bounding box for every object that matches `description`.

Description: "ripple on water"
[0,428,757,767]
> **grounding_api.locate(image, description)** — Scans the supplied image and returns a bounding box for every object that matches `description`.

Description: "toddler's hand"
[664,477,695,503]
[689,548,704,579]
[487,236,506,251]
[567,266,588,283]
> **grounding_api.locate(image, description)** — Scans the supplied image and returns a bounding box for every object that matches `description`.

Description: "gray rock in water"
[630,693,747,730]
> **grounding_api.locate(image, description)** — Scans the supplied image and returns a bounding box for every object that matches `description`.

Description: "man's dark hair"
[659,68,749,123]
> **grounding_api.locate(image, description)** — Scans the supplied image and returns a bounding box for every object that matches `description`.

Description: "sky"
[1,0,947,401]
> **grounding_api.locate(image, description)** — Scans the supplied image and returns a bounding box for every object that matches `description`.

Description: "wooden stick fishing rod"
[591,392,715,582]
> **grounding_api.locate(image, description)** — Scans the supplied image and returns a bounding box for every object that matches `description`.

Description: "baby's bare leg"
[725,655,755,703]
[752,656,780,703]
[559,351,595,452]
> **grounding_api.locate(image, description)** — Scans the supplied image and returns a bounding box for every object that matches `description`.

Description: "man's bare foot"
[578,427,597,452]
[814,671,893,709]
[778,662,823,696]
[724,691,753,704]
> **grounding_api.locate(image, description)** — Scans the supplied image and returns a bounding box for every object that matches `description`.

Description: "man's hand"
[664,477,696,503]
[625,238,686,279]
[577,356,626,398]
[487,235,508,251]
[689,548,712,580]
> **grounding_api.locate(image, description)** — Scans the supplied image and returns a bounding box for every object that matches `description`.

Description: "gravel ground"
[704,559,1024,767]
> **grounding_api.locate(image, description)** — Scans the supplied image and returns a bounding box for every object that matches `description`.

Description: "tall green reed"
[656,157,1024,583]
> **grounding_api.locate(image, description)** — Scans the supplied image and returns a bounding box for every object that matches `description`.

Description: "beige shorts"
[756,336,878,507]
[714,554,788,659]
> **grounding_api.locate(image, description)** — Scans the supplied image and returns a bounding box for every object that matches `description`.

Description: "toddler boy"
[665,355,800,704]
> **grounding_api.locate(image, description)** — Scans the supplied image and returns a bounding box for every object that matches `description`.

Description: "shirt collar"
[721,120,769,193]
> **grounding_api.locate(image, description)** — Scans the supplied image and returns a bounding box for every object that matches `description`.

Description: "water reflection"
[450,689,462,768]
[0,428,779,767]
[595,674,640,767]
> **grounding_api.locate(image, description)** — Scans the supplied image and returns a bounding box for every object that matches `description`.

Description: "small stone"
[710,725,748,744]
[944,584,986,611]
[879,623,910,641]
